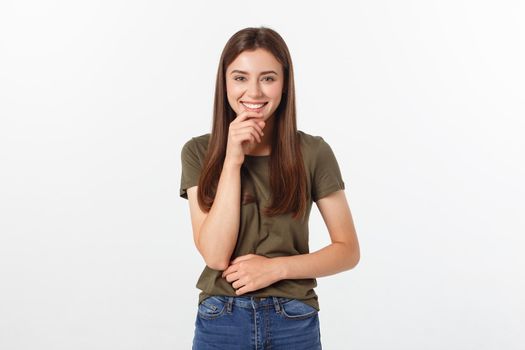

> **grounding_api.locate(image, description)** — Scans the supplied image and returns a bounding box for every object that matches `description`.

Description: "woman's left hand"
[221,254,283,295]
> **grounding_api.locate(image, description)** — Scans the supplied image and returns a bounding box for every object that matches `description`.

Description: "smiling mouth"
[241,102,268,111]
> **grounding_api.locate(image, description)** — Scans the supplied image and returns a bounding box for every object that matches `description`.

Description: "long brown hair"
[197,26,308,221]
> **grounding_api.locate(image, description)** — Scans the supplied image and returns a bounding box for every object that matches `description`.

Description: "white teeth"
[242,102,266,109]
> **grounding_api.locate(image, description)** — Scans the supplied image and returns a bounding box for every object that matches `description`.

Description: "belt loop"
[272,296,281,313]
[227,296,233,313]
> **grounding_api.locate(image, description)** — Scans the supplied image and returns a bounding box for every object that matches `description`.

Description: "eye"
[233,76,275,82]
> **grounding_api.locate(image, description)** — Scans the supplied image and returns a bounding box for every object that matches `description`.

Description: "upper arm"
[311,137,345,202]
[311,135,356,254]
[316,189,360,262]
[180,137,208,250]
[186,186,208,252]
[180,138,202,200]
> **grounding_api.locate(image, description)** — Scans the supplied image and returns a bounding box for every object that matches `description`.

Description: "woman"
[180,26,360,350]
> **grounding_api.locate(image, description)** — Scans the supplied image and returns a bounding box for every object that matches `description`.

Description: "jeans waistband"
[211,295,291,313]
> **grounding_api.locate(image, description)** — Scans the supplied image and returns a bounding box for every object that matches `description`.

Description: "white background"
[1,0,524,349]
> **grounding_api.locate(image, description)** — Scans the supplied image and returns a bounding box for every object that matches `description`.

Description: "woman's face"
[225,48,284,122]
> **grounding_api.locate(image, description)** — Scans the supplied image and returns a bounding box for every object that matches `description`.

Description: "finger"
[234,111,264,123]
[221,266,232,278]
[235,285,247,295]
[233,130,258,145]
[237,119,264,135]
[250,129,262,143]
[232,279,245,290]
[237,125,262,137]
[240,129,260,144]
[231,121,265,140]
[248,119,265,136]
[224,271,240,283]
[222,265,237,278]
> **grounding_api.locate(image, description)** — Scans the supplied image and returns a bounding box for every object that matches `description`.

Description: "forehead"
[227,48,282,73]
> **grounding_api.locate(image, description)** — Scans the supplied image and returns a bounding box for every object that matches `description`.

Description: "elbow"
[344,244,360,270]
[349,249,360,269]
[351,253,360,269]
[197,241,230,271]
[206,260,229,271]
[345,256,359,271]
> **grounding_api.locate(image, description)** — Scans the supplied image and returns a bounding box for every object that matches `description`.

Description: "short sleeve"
[311,137,345,202]
[179,138,203,200]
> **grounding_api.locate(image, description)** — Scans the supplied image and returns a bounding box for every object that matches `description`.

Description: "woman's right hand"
[224,110,266,166]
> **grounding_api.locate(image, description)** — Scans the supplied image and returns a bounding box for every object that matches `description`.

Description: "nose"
[246,80,263,98]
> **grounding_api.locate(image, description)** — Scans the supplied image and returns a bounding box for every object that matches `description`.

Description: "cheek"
[265,84,283,100]
[226,87,242,107]
[225,83,236,100]
[226,82,242,96]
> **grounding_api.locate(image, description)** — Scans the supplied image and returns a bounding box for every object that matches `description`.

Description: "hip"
[192,295,322,350]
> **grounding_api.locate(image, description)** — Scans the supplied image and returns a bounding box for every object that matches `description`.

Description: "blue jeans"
[192,295,322,349]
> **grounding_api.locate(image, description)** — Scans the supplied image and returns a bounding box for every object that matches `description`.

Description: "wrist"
[273,256,288,281]
[223,157,243,170]
[222,159,242,171]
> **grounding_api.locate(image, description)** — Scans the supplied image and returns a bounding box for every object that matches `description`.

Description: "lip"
[241,101,268,104]
[241,101,268,110]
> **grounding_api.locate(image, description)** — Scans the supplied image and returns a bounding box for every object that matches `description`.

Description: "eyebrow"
[230,70,278,75]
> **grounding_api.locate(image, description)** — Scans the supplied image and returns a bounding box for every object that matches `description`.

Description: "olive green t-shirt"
[179,130,345,311]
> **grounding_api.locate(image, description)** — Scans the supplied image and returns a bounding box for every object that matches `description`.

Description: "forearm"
[198,162,241,270]
[275,242,360,280]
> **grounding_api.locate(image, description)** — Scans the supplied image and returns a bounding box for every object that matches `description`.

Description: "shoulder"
[182,132,210,149]
[181,133,211,159]
[297,129,331,158]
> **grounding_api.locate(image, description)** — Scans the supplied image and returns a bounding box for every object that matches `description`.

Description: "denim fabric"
[192,295,322,350]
